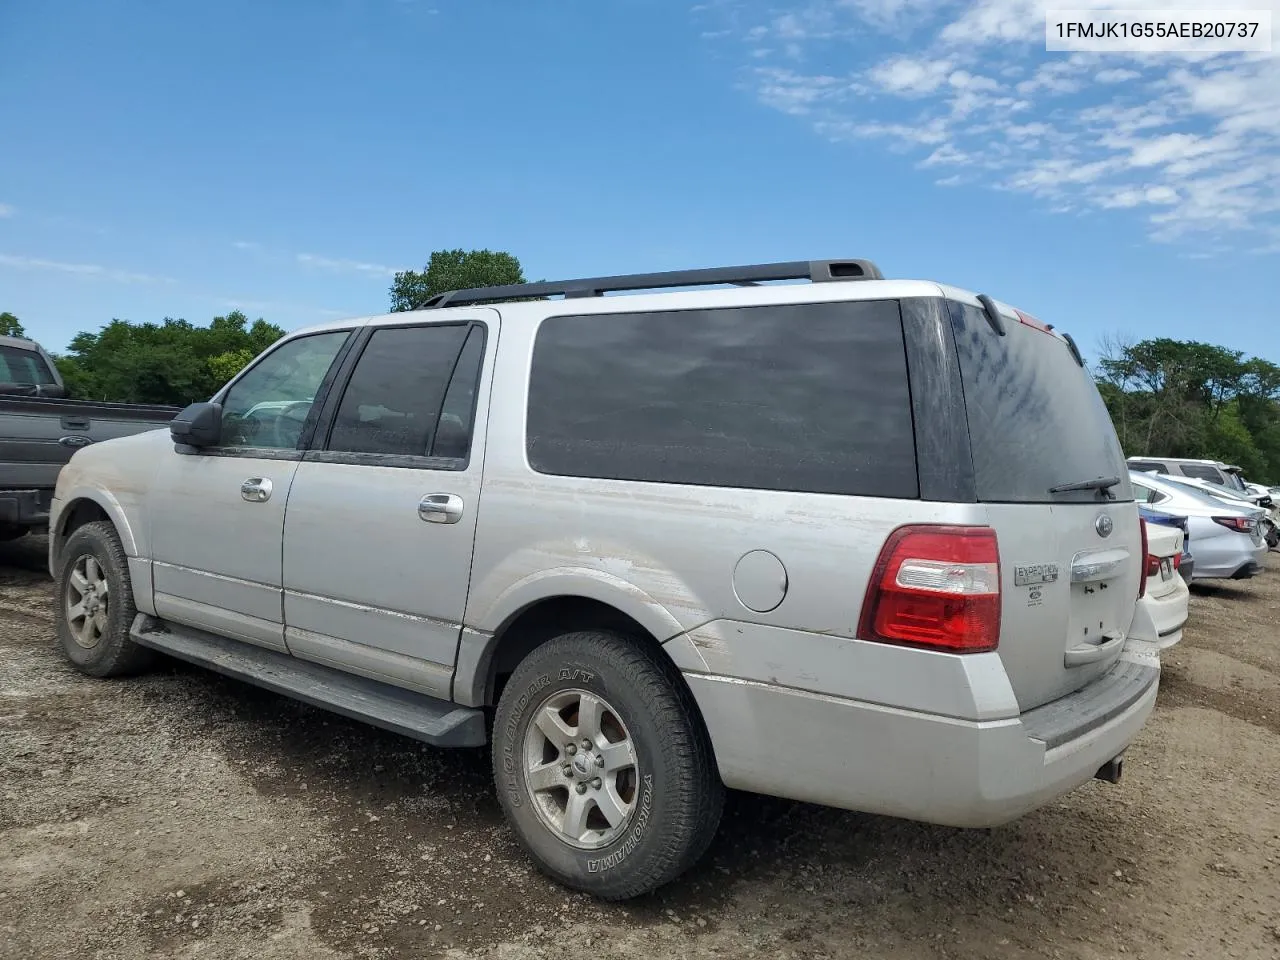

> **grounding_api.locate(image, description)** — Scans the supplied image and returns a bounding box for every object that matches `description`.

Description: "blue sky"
[1,0,1277,363]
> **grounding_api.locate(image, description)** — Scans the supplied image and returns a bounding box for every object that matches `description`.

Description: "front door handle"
[419,493,464,524]
[241,477,273,503]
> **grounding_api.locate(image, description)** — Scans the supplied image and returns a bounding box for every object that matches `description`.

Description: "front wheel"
[53,521,153,677]
[492,630,724,900]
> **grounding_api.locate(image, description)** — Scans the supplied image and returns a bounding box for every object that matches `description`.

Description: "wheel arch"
[51,493,136,573]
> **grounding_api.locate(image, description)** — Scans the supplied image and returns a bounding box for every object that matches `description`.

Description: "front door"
[149,329,354,651]
[281,314,497,699]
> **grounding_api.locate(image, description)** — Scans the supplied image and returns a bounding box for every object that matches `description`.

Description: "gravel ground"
[2,534,1279,960]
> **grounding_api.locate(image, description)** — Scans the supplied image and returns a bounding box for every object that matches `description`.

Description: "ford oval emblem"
[1095,514,1114,538]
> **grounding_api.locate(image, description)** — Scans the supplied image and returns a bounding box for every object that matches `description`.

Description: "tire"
[53,521,153,677]
[492,630,724,900]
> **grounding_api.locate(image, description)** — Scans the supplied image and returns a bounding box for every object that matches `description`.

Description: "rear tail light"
[1213,516,1254,534]
[1172,551,1181,570]
[857,525,1001,654]
[1138,518,1148,599]
[1145,553,1161,577]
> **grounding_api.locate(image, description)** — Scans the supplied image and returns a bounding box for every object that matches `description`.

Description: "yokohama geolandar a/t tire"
[54,521,153,677]
[492,630,724,900]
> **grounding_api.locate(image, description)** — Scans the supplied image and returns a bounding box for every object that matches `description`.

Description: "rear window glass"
[0,345,56,385]
[948,302,1132,504]
[526,300,919,498]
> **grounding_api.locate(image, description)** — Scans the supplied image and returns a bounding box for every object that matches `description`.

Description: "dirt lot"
[2,535,1279,960]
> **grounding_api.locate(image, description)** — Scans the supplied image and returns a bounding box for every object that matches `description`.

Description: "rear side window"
[1181,463,1225,483]
[0,345,56,385]
[526,300,918,498]
[948,302,1132,504]
[1128,460,1167,473]
[326,324,473,458]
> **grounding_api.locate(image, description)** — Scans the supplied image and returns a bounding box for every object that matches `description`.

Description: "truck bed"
[0,395,180,532]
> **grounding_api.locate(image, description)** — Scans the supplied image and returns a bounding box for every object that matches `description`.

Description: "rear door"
[948,300,1140,711]
[280,315,496,699]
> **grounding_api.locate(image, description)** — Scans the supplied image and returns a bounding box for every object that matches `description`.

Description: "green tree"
[0,311,25,337]
[1096,336,1280,484]
[55,310,284,405]
[389,249,528,311]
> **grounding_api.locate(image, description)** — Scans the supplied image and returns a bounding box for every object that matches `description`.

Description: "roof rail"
[422,258,884,309]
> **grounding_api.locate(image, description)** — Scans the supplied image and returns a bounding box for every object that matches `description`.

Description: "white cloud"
[868,56,952,96]
[233,241,400,277]
[0,203,14,219]
[697,0,1280,250]
[1096,68,1140,84]
[0,253,175,284]
[296,253,399,277]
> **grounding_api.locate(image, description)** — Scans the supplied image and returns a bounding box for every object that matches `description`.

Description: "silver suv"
[48,259,1158,899]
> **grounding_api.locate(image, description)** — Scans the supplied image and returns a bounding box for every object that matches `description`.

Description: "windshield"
[0,344,57,385]
[948,301,1131,504]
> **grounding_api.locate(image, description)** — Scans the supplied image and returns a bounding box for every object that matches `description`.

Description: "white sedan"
[1130,519,1189,650]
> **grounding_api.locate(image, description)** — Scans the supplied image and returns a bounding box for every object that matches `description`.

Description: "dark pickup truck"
[1,334,179,540]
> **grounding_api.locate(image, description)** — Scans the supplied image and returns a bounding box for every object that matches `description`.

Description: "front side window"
[0,345,57,385]
[325,323,482,460]
[526,301,918,497]
[220,331,350,449]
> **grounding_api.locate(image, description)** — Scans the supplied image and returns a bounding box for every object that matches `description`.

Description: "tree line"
[5,250,1277,483]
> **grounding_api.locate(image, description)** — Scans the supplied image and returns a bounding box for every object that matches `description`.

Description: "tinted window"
[327,324,471,458]
[0,345,56,385]
[1181,463,1225,483]
[1128,460,1167,473]
[432,326,485,460]
[221,331,350,449]
[949,302,1131,504]
[526,301,918,497]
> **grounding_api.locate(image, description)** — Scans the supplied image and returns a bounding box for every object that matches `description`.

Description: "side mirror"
[37,383,69,399]
[170,401,222,450]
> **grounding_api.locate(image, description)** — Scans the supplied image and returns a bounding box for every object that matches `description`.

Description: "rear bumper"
[687,641,1159,829]
[1231,559,1262,580]
[0,488,52,528]
[1129,575,1189,650]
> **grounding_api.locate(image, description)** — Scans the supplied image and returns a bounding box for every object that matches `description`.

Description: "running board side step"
[129,615,486,748]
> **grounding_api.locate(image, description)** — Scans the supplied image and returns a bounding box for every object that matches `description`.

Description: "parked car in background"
[1130,519,1189,650]
[1153,475,1279,550]
[0,334,180,541]
[1130,471,1268,580]
[1140,506,1194,582]
[1127,456,1234,486]
[47,258,1158,899]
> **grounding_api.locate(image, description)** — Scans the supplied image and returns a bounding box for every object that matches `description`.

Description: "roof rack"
[422,258,884,309]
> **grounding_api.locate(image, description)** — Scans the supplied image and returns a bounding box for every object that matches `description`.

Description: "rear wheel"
[54,521,153,677]
[492,630,723,900]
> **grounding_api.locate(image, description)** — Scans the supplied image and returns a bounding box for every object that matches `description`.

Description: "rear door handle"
[419,493,464,524]
[241,478,273,503]
[61,417,91,431]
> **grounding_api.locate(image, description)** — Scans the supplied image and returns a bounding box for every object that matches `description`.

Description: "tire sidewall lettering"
[586,773,654,874]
